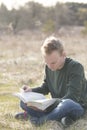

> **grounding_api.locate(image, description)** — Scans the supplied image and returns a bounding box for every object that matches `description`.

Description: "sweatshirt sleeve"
[32,78,49,95]
[62,62,84,102]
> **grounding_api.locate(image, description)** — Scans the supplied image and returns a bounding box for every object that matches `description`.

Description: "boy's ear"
[62,51,66,57]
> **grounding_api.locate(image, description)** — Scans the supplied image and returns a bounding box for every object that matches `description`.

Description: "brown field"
[0,31,87,130]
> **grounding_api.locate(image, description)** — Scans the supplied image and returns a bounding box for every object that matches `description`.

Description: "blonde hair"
[41,36,64,55]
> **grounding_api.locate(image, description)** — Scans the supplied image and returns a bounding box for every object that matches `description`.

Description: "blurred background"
[0,0,87,36]
[0,1,87,130]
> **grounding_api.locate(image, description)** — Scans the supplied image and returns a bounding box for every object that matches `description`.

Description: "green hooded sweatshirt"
[32,58,87,107]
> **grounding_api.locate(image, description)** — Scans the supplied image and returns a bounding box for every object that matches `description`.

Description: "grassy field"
[0,32,87,130]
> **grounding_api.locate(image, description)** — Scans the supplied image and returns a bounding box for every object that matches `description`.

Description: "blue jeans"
[20,99,84,122]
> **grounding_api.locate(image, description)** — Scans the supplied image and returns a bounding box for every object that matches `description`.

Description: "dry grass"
[0,32,87,130]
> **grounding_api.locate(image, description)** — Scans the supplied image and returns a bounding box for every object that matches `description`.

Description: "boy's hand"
[22,85,32,92]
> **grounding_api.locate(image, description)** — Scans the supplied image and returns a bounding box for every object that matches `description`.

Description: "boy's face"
[44,50,66,71]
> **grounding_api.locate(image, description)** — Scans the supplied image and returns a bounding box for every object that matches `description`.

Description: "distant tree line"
[0,1,87,34]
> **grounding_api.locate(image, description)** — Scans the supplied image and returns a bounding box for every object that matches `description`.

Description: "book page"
[13,92,46,103]
[13,91,59,111]
[27,98,57,110]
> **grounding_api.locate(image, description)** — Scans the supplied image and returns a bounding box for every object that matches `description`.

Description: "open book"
[13,91,58,111]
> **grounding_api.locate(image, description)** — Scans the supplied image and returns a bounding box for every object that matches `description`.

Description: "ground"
[0,30,87,130]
